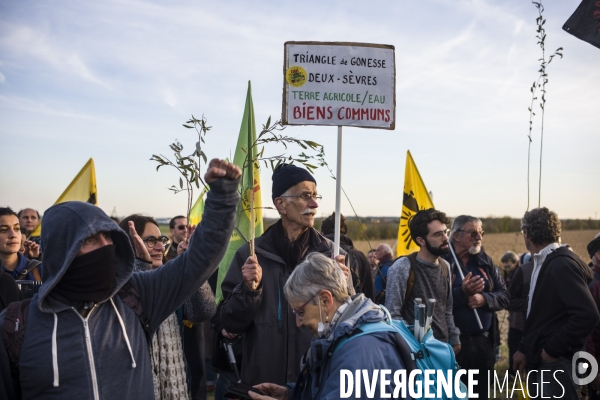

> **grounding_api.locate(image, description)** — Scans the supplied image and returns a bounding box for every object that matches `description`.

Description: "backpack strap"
[398,253,418,315]
[17,260,42,282]
[116,281,151,335]
[332,320,417,374]
[2,299,32,389]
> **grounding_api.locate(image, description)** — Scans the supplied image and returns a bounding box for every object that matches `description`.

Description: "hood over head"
[38,201,134,313]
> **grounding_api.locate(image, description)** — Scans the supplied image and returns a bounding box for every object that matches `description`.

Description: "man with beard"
[215,163,351,387]
[444,215,509,400]
[385,208,461,352]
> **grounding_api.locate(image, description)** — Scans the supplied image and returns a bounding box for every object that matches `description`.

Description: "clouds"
[0,0,598,219]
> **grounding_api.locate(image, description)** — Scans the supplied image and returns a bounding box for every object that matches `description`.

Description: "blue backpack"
[335,306,467,400]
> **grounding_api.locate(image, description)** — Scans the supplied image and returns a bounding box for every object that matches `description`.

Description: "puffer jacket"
[289,295,407,400]
[0,177,239,400]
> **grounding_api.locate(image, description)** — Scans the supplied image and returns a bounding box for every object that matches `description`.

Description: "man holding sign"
[216,164,351,386]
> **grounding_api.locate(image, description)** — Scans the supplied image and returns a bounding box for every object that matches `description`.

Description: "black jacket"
[444,250,509,347]
[215,224,342,385]
[520,247,599,369]
[323,233,375,301]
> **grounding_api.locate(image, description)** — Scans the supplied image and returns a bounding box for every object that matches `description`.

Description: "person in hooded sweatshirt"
[0,158,241,400]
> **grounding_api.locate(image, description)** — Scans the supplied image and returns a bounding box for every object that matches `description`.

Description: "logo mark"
[572,351,598,385]
[286,66,307,88]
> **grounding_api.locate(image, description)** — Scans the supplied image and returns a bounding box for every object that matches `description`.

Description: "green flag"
[215,81,264,302]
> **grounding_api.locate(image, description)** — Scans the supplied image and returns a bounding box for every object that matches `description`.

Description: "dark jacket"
[323,233,375,301]
[444,250,509,346]
[587,265,600,367]
[507,262,534,331]
[0,272,22,313]
[289,295,407,400]
[216,224,343,386]
[0,253,40,281]
[0,177,238,400]
[521,247,599,369]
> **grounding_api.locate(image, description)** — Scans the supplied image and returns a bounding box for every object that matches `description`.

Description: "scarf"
[51,245,117,303]
[150,313,190,400]
[272,220,320,267]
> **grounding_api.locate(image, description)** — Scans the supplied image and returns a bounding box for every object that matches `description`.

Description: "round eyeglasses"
[143,235,169,248]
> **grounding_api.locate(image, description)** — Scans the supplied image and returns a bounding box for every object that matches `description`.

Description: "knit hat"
[588,236,600,259]
[271,163,316,201]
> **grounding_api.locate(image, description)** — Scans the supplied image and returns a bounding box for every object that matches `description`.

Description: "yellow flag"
[396,151,435,257]
[30,158,98,237]
[189,187,207,226]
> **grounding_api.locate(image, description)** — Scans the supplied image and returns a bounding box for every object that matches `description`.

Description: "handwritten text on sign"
[282,42,395,129]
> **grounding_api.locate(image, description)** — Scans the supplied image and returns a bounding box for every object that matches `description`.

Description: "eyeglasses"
[457,229,485,239]
[279,193,322,202]
[143,235,169,248]
[428,229,450,240]
[291,295,318,320]
[176,225,187,231]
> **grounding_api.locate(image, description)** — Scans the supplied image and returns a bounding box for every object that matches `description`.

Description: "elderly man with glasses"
[215,163,352,387]
[443,215,509,400]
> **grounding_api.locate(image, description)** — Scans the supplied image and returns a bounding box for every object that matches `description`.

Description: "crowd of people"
[1,159,600,400]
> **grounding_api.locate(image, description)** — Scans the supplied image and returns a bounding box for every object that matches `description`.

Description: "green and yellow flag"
[396,151,434,257]
[189,187,207,226]
[30,158,98,237]
[215,81,263,302]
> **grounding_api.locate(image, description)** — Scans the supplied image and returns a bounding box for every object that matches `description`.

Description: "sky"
[1,0,599,221]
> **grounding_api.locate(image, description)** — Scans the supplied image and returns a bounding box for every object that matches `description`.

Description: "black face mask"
[51,244,117,303]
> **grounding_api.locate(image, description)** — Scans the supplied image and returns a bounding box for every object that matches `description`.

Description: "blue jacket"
[289,295,407,400]
[0,177,239,400]
[0,253,40,281]
[374,258,394,295]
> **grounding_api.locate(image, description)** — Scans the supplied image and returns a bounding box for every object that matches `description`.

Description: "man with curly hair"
[513,207,599,398]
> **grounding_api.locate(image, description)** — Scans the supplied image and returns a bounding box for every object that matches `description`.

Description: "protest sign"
[282,41,395,129]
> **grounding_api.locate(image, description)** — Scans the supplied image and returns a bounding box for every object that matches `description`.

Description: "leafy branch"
[150,115,211,220]
[526,0,563,210]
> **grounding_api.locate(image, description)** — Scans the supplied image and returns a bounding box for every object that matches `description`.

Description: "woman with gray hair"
[248,252,407,400]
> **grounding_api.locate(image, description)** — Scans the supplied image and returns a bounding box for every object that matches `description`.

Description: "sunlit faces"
[502,260,517,273]
[170,217,188,244]
[19,208,39,234]
[457,221,483,255]
[368,251,378,266]
[276,181,319,230]
[289,294,327,337]
[422,220,450,256]
[142,223,165,269]
[77,232,113,256]
[0,215,22,256]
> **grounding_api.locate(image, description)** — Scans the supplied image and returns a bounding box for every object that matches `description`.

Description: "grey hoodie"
[0,177,239,400]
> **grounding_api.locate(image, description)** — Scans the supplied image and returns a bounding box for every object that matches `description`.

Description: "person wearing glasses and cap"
[118,214,217,399]
[442,215,509,400]
[215,163,352,387]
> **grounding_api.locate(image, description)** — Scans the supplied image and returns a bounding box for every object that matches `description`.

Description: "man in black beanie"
[216,163,351,386]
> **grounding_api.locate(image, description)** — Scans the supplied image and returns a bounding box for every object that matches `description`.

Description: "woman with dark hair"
[119,214,216,400]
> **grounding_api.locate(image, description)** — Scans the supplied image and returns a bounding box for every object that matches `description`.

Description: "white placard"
[282,41,395,129]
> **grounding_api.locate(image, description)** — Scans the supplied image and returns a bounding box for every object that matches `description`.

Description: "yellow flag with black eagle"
[396,151,434,257]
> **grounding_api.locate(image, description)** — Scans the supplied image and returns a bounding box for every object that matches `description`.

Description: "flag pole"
[334,126,343,257]
[449,242,483,329]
